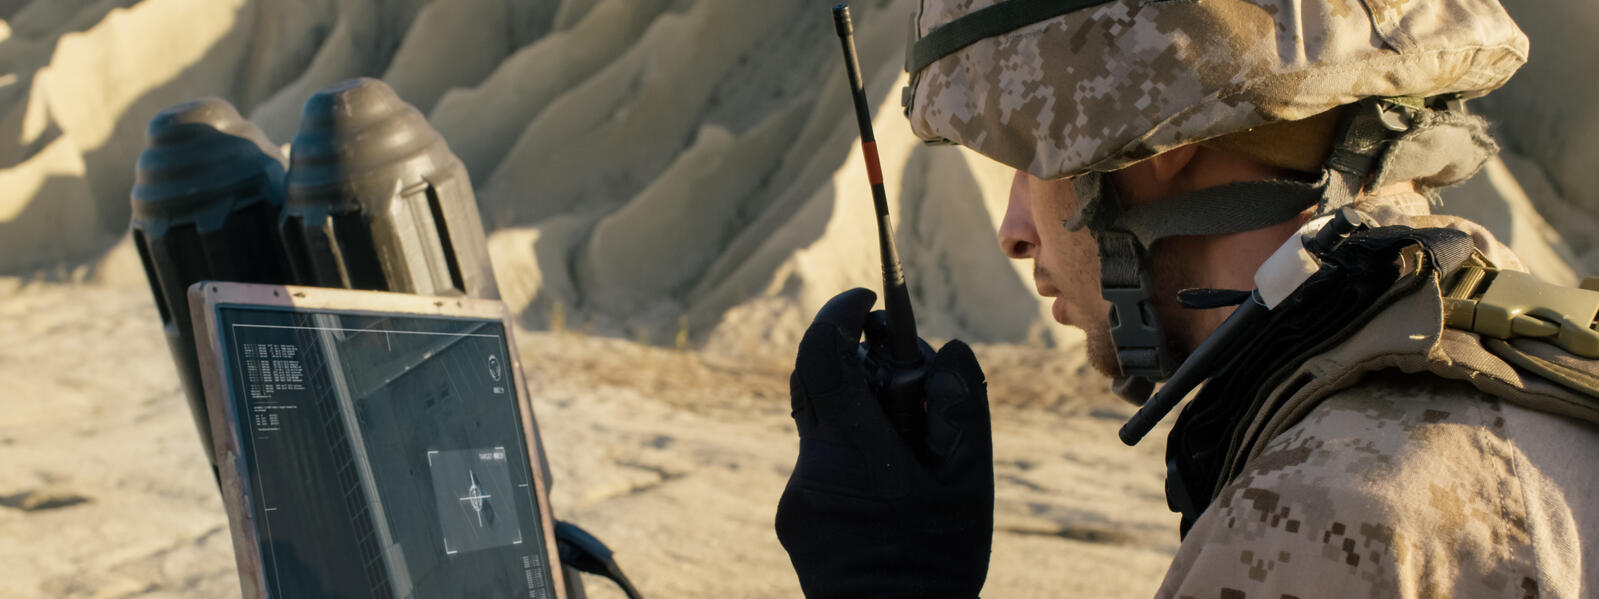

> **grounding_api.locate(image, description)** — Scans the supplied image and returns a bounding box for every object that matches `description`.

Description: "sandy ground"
[0,278,1179,598]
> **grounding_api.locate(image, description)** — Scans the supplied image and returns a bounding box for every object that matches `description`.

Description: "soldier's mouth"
[1033,265,1071,326]
[1034,283,1070,326]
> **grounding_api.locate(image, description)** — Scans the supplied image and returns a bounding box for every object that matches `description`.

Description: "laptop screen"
[215,305,555,599]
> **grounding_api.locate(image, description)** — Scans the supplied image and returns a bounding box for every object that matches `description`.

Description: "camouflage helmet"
[900,0,1528,407]
[902,0,1529,180]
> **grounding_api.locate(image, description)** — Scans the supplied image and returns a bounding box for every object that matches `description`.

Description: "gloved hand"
[776,287,993,598]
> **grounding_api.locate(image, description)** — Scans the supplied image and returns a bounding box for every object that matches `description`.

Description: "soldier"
[777,1,1599,597]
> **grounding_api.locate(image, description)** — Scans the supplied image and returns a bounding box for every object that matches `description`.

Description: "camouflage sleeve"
[1153,373,1545,599]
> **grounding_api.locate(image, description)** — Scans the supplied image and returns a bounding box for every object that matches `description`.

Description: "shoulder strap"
[1165,224,1475,536]
[1484,338,1599,402]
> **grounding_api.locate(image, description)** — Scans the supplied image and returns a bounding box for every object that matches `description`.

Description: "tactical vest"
[1165,210,1599,535]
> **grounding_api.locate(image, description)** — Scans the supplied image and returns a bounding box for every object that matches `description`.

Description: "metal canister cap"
[285,77,458,214]
[130,98,286,235]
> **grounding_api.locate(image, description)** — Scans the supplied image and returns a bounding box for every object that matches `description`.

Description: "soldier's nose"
[999,170,1039,260]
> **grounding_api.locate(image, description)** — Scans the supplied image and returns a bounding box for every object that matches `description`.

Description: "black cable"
[555,520,643,599]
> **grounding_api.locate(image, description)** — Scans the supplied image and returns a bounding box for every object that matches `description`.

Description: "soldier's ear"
[1146,144,1199,185]
[1111,144,1202,208]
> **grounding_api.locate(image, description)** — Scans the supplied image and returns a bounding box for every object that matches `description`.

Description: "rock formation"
[0,0,1584,356]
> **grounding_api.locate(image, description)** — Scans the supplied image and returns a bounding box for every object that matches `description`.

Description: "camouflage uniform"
[1162,374,1599,598]
[1156,195,1599,598]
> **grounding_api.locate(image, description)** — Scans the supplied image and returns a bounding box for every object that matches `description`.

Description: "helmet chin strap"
[1071,170,1329,404]
[1067,97,1482,405]
[1072,172,1186,405]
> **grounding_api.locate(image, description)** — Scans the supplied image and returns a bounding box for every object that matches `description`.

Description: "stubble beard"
[1036,263,1123,379]
[1081,313,1122,379]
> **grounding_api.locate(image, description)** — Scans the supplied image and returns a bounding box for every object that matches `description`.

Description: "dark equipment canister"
[280,77,499,299]
[129,98,292,476]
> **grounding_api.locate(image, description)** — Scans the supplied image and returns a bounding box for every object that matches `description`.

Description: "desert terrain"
[0,273,1179,598]
[1,0,1594,597]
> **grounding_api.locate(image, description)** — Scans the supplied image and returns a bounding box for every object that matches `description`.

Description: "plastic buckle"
[1104,285,1163,350]
[1102,279,1170,381]
[1375,97,1420,132]
[1096,227,1164,369]
[1444,266,1599,357]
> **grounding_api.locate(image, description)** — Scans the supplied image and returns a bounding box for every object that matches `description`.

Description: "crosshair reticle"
[460,470,493,527]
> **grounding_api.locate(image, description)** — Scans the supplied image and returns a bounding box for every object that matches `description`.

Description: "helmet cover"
[904,0,1528,179]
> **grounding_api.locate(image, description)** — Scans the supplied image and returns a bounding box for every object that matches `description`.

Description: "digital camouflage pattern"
[1158,194,1599,598]
[903,0,1528,180]
[1159,373,1599,598]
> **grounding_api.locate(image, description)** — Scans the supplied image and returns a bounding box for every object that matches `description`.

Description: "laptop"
[188,282,567,599]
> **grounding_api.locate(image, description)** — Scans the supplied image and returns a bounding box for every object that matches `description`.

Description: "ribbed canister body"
[129,98,291,471]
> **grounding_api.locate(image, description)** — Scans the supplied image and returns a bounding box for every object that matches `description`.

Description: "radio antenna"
[832,4,921,367]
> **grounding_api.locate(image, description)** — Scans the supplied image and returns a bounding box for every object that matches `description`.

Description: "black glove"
[776,287,993,598]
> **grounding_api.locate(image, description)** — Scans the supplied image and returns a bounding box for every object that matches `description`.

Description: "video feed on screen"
[217,306,554,598]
